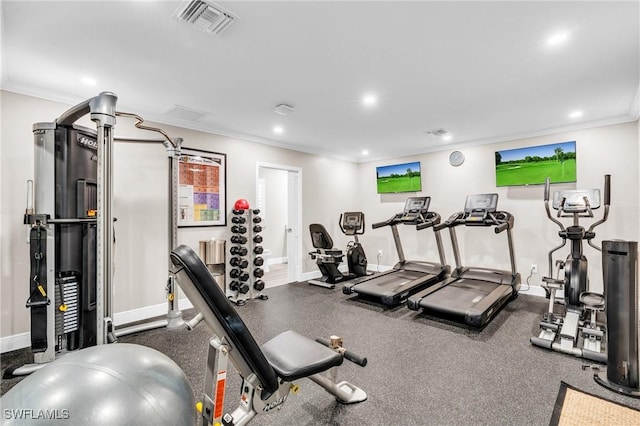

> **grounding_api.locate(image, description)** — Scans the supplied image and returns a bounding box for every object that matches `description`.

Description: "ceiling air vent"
[175,0,237,35]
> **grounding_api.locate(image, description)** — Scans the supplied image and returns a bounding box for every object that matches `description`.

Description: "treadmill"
[343,196,450,306]
[407,194,521,327]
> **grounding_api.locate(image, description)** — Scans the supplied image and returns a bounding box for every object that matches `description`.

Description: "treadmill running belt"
[354,271,429,296]
[427,278,499,307]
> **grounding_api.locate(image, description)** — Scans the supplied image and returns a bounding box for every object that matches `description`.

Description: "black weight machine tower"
[530,175,610,362]
[308,212,368,289]
[7,93,186,378]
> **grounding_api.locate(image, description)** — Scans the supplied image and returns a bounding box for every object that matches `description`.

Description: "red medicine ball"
[234,199,250,210]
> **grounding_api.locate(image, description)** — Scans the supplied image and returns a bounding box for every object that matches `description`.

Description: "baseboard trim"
[1,332,31,354]
[519,285,547,298]
[1,298,194,354]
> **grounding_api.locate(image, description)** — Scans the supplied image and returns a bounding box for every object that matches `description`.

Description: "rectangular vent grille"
[176,0,236,35]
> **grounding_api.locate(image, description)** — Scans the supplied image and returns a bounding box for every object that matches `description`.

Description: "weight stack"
[594,240,640,397]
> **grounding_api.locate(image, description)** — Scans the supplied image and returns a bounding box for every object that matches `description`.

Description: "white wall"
[257,168,288,260]
[0,91,359,340]
[356,121,639,296]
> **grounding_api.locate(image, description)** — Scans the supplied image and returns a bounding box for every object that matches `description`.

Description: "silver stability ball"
[1,343,195,425]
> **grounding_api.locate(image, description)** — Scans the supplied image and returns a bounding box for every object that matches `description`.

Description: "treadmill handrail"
[416,212,441,230]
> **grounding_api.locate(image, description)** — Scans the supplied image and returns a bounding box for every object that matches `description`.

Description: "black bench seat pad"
[261,330,343,381]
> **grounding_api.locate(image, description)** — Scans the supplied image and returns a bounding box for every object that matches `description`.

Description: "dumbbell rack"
[228,208,268,305]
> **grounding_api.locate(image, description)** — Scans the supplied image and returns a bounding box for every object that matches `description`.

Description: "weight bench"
[170,245,367,426]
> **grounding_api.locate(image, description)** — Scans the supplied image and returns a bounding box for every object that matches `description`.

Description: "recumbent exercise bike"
[308,212,369,289]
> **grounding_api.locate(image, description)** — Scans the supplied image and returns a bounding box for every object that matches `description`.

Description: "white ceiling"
[2,1,639,162]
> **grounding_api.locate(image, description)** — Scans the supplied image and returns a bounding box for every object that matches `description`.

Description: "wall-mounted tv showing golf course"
[376,161,422,193]
[495,141,576,187]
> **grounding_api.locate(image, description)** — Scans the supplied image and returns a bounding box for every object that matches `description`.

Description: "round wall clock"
[449,150,465,167]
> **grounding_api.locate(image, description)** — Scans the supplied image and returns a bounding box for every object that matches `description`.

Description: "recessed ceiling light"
[547,32,568,46]
[569,110,583,119]
[273,125,284,134]
[362,150,369,156]
[442,134,453,142]
[81,76,96,86]
[362,94,377,107]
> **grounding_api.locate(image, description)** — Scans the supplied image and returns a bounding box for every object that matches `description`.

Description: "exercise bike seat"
[262,330,343,381]
[310,223,339,251]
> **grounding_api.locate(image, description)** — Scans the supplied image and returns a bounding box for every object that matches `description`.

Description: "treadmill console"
[399,196,430,223]
[464,193,498,224]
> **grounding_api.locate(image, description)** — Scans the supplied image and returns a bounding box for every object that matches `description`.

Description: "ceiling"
[2,1,639,162]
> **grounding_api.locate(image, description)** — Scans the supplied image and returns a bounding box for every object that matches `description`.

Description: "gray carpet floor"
[3,282,640,425]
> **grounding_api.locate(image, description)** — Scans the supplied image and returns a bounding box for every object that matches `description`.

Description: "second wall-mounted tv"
[495,141,576,187]
[376,161,422,194]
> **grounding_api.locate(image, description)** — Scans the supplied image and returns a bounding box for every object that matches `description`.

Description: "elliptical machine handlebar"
[586,174,611,250]
[544,177,565,232]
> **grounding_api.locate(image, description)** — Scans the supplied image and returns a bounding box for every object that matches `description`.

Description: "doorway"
[256,162,302,286]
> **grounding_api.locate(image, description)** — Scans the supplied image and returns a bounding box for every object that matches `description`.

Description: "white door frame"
[256,162,303,283]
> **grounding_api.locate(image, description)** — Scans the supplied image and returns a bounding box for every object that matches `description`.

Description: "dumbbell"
[253,235,263,244]
[230,257,249,268]
[238,283,250,294]
[230,246,248,256]
[230,269,242,279]
[229,281,240,291]
[252,209,261,215]
[231,225,247,234]
[231,216,246,224]
[232,209,245,215]
[253,225,262,233]
[253,268,264,278]
[253,246,263,254]
[254,257,264,266]
[252,216,262,223]
[231,235,247,244]
[254,280,265,291]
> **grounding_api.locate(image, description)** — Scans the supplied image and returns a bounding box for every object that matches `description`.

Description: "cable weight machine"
[7,93,186,377]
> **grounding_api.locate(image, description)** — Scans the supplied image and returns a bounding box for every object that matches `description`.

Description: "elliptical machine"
[308,212,368,289]
[531,175,610,362]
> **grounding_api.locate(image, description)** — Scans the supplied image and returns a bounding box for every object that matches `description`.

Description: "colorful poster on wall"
[178,148,226,227]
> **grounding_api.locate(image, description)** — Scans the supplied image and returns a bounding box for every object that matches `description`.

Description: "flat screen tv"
[495,141,576,187]
[376,161,422,194]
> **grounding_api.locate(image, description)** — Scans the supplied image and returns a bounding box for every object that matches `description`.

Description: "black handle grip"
[544,177,550,202]
[416,221,433,231]
[315,338,368,367]
[495,222,508,233]
[603,174,610,206]
[371,221,387,229]
[433,222,448,232]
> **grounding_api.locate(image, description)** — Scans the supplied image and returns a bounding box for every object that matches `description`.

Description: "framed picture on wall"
[177,147,227,227]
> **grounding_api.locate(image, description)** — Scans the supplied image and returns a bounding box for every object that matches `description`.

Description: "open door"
[256,162,302,285]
